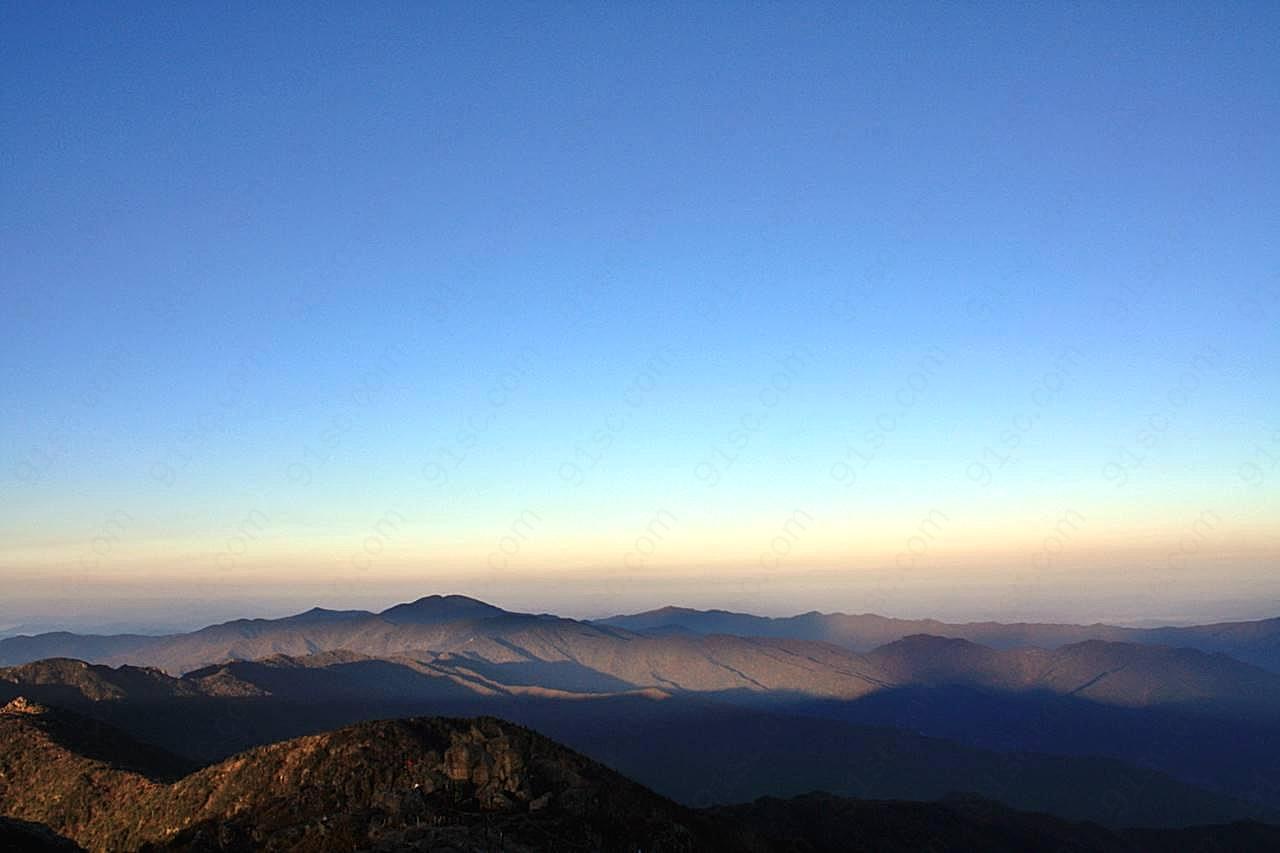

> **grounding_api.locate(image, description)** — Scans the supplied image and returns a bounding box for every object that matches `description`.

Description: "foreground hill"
[0,697,743,852]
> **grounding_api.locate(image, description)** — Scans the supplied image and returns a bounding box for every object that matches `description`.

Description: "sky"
[2,2,1278,631]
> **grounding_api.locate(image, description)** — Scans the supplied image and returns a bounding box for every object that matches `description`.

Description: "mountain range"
[600,605,1280,674]
[10,594,1280,706]
[5,594,1280,849]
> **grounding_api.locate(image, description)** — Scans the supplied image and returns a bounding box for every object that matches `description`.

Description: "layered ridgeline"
[4,698,1280,853]
[3,595,1280,702]
[6,627,1280,723]
[600,605,1280,674]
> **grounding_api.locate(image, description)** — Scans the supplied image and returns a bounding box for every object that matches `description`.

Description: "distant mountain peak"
[379,594,507,625]
[281,606,372,624]
[893,634,979,648]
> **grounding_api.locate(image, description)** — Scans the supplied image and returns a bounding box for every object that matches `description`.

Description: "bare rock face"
[2,695,50,715]
[443,727,539,806]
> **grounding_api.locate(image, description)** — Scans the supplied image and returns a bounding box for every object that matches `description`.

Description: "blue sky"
[2,3,1277,628]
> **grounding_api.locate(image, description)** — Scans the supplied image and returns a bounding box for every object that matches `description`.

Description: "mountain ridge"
[600,605,1280,673]
[8,595,1280,673]
[5,596,1280,721]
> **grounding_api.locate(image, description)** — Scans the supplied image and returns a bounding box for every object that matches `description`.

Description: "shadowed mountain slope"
[716,792,1280,853]
[556,699,1280,828]
[0,698,189,848]
[0,817,84,852]
[866,635,1280,719]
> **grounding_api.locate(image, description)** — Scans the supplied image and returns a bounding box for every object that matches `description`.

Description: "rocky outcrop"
[0,709,740,852]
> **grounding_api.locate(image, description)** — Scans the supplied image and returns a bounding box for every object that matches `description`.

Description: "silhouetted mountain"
[380,593,508,624]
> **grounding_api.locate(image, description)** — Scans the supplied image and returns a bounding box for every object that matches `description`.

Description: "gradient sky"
[2,2,1278,631]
